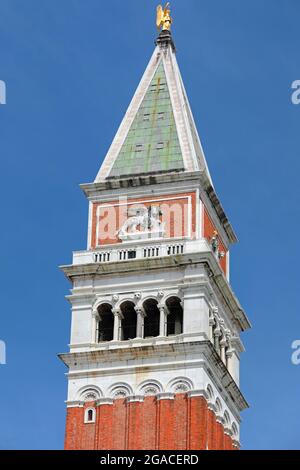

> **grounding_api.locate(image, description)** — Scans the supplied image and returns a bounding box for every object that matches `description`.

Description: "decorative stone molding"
[78,386,103,402]
[96,398,114,406]
[206,384,215,401]
[223,411,231,427]
[167,377,193,394]
[66,400,84,408]
[113,389,128,399]
[127,395,144,403]
[232,440,241,450]
[108,383,133,399]
[224,426,233,437]
[174,383,189,393]
[209,306,237,371]
[156,392,175,401]
[92,298,113,314]
[144,386,160,396]
[138,380,163,397]
[232,422,239,438]
[187,389,208,400]
[216,415,225,425]
[207,402,217,413]
[84,392,98,402]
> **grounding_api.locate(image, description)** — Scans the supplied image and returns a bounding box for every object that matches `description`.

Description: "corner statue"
[156,3,172,31]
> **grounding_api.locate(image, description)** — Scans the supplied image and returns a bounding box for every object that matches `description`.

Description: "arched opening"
[207,385,215,402]
[84,407,96,424]
[97,303,114,342]
[232,423,238,438]
[143,299,160,338]
[224,411,231,428]
[120,301,137,340]
[166,297,183,336]
[215,398,223,415]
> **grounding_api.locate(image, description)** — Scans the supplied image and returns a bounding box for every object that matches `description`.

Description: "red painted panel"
[91,192,197,248]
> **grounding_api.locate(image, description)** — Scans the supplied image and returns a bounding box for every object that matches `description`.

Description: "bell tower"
[60,13,250,451]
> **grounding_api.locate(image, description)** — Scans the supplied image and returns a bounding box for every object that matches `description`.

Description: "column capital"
[214,327,222,337]
[112,308,123,319]
[226,347,235,358]
[134,306,146,317]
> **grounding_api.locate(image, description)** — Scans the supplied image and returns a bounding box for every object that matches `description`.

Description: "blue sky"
[0,0,299,450]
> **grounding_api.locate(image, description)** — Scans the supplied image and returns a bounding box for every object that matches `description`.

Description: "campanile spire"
[60,7,251,450]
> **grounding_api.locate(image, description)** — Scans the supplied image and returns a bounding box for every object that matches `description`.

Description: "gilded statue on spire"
[156,3,172,31]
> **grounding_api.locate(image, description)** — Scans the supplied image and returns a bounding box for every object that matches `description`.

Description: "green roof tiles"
[108,61,184,177]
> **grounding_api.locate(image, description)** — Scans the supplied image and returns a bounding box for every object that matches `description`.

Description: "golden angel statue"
[156,3,172,31]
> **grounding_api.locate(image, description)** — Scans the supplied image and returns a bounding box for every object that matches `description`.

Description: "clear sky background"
[0,0,299,450]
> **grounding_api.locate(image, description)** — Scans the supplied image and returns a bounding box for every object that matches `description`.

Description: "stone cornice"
[58,340,248,413]
[81,171,202,196]
[126,395,144,404]
[66,400,84,408]
[187,389,209,400]
[80,170,237,244]
[96,398,114,406]
[156,392,175,401]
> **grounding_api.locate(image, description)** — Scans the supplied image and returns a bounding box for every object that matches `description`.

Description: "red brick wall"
[158,398,175,450]
[141,396,157,450]
[112,399,127,450]
[65,394,236,451]
[97,404,113,450]
[173,394,188,450]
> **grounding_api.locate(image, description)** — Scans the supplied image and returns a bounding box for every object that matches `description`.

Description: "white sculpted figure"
[118,205,165,241]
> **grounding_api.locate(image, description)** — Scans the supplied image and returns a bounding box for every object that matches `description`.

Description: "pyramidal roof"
[95,31,212,184]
